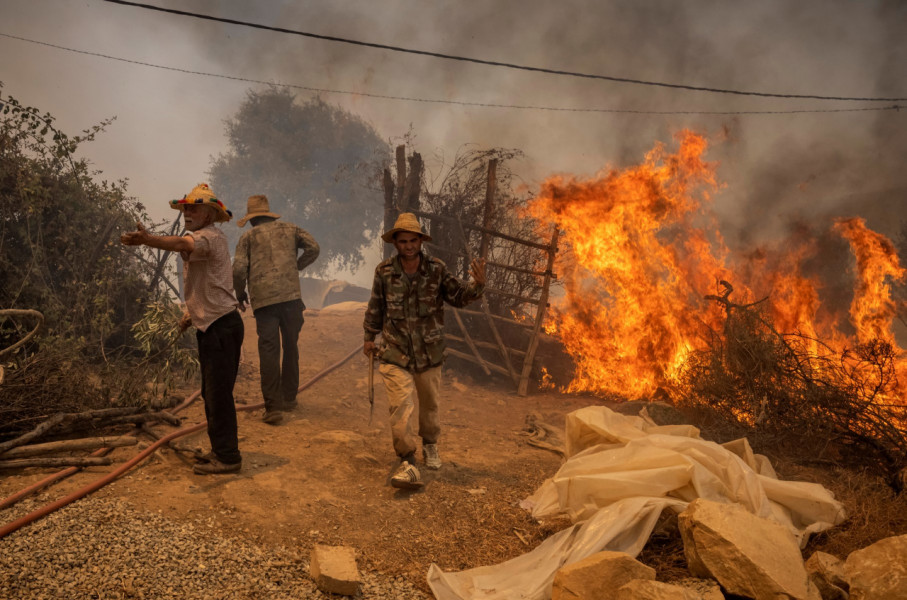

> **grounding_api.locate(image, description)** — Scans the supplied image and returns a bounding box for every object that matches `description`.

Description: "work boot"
[422,443,442,470]
[262,410,284,425]
[193,458,241,475]
[194,450,217,463]
[390,460,423,489]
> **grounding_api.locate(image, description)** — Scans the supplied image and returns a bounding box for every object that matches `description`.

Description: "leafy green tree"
[209,88,390,274]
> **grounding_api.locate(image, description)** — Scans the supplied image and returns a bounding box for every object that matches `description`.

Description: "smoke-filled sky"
[2,0,906,283]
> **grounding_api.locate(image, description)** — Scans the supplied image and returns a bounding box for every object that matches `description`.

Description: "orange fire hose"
[0,344,363,540]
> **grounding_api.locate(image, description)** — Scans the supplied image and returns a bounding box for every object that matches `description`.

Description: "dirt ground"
[0,303,605,591]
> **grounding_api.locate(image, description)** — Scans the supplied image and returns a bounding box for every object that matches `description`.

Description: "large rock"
[310,544,360,596]
[551,550,655,600]
[805,551,848,600]
[844,534,907,600]
[678,498,820,600]
[615,578,723,599]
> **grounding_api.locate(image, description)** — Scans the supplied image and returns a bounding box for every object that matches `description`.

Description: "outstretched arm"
[120,222,194,253]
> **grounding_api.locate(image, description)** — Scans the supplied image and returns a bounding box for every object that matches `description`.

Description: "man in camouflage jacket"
[233,195,319,425]
[364,212,485,488]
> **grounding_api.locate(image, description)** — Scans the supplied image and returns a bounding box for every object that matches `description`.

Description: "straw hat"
[237,195,281,227]
[381,212,432,243]
[169,183,232,223]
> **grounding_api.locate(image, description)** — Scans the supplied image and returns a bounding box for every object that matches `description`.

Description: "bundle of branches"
[0,406,182,470]
[0,301,197,442]
[676,281,907,480]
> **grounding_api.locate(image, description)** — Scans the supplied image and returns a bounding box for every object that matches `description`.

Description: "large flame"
[528,131,906,400]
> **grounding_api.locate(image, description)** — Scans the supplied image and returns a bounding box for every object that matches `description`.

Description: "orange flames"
[528,130,906,400]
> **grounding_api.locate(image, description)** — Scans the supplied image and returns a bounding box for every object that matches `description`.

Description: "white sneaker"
[422,444,441,470]
[390,461,423,489]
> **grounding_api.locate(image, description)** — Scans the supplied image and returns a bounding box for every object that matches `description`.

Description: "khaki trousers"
[378,363,442,459]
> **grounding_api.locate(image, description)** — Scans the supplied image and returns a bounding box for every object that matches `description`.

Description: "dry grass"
[786,462,907,560]
[676,284,907,483]
[311,461,564,594]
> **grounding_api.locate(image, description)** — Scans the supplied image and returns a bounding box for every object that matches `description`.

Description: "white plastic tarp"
[427,405,846,600]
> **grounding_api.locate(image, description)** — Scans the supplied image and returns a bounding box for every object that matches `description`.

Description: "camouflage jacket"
[233,220,320,311]
[363,252,484,372]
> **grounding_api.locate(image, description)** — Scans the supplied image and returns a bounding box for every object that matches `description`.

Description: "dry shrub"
[781,461,907,560]
[0,302,196,440]
[675,282,907,481]
[0,339,113,436]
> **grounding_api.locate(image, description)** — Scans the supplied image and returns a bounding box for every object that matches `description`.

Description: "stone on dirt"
[677,578,725,600]
[678,498,821,600]
[805,551,849,600]
[844,533,907,600]
[551,550,655,600]
[310,544,360,596]
[311,430,365,445]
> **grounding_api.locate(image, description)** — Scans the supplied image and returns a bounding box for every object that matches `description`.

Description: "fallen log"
[94,411,182,428]
[0,413,70,455]
[0,457,113,470]
[0,436,138,459]
[0,407,150,455]
[49,411,183,436]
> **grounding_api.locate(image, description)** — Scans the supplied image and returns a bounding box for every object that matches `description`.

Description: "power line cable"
[99,0,907,103]
[1,32,902,117]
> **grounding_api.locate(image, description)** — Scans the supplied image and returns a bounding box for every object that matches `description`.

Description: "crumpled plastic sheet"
[427,405,846,600]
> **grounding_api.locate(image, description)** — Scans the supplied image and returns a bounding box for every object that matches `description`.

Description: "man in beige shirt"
[233,195,320,424]
[121,183,244,474]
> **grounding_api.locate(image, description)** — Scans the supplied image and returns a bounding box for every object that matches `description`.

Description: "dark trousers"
[196,310,244,464]
[254,299,304,411]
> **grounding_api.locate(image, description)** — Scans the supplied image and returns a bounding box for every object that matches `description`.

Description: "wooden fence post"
[403,152,422,213]
[518,227,559,396]
[395,145,406,210]
[382,168,396,260]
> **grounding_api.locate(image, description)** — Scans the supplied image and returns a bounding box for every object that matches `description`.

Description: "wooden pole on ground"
[0,457,113,470]
[0,436,138,459]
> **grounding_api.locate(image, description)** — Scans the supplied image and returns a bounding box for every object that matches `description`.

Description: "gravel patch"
[0,495,429,599]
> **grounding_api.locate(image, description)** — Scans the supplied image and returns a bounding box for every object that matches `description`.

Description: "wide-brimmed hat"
[237,195,281,227]
[381,212,432,243]
[169,183,232,223]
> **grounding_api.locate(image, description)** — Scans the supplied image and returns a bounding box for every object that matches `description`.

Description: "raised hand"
[470,258,487,286]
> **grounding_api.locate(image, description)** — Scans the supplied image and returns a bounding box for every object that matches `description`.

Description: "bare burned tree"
[421,146,543,315]
[676,281,907,484]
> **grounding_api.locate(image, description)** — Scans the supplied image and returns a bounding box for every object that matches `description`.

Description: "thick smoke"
[3,0,905,248]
